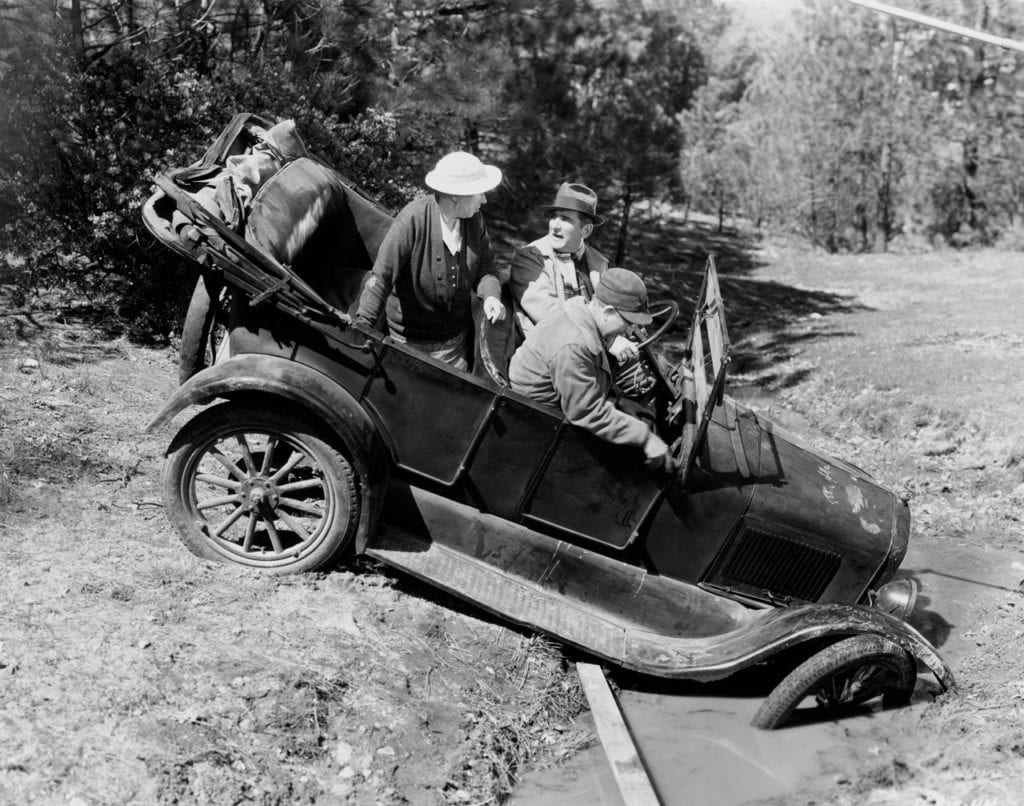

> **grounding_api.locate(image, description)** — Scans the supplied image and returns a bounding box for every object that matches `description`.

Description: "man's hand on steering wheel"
[643,430,678,473]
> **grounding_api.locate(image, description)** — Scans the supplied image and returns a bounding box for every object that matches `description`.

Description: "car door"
[359,338,663,550]
[360,257,729,552]
[514,411,663,549]
[512,255,732,549]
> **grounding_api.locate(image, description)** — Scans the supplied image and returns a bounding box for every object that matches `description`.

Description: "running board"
[364,487,953,684]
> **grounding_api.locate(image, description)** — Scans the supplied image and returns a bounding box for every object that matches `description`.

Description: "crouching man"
[508,268,674,471]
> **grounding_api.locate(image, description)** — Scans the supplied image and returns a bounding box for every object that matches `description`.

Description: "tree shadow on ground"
[497,213,874,389]
[624,215,867,323]
[0,288,131,365]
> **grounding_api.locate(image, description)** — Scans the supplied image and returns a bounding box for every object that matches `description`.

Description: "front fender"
[765,604,955,690]
[629,602,955,690]
[147,353,389,553]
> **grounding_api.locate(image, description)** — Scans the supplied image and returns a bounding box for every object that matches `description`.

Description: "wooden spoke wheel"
[162,403,360,573]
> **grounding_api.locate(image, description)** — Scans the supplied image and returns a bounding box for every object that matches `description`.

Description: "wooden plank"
[576,662,662,806]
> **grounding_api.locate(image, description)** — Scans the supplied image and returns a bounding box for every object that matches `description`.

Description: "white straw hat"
[425,151,502,195]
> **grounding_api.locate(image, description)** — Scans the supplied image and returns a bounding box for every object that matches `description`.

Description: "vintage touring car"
[142,114,953,729]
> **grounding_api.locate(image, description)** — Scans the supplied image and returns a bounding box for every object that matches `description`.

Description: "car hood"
[694,398,909,605]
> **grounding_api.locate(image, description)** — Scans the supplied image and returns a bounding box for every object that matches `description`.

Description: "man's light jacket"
[509,297,650,448]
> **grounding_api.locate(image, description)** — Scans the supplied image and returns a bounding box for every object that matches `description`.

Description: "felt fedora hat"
[541,182,604,226]
[425,151,502,195]
[595,267,653,325]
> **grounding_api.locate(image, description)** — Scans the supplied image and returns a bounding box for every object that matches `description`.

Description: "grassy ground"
[3,226,1024,804]
[729,247,1024,805]
[0,292,589,804]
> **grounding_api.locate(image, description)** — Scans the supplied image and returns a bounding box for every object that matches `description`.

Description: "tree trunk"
[960,6,990,239]
[464,119,480,154]
[859,160,871,251]
[963,134,986,231]
[809,173,818,250]
[68,0,85,64]
[614,189,633,266]
[871,14,902,253]
[875,139,891,252]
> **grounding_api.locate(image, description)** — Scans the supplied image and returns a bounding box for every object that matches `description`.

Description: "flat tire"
[752,634,916,729]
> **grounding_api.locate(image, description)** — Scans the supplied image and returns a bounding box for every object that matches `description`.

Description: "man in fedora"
[510,182,609,336]
[356,151,507,370]
[509,268,674,471]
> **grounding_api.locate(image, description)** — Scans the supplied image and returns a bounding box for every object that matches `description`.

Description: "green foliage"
[318,107,465,209]
[0,37,452,340]
[500,1,715,224]
[726,3,925,251]
[905,2,1024,246]
[714,0,1024,251]
[2,0,721,340]
[10,0,1024,347]
[679,72,751,230]
[3,48,221,339]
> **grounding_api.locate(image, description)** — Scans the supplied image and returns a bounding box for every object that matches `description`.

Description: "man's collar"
[562,296,605,356]
[552,241,586,261]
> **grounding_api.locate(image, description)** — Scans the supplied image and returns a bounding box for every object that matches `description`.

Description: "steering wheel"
[633,300,680,350]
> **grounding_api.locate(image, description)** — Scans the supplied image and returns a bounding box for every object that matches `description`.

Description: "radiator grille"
[707,525,841,603]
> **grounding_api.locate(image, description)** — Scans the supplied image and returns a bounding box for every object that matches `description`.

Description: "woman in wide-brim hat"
[425,151,502,196]
[356,151,507,371]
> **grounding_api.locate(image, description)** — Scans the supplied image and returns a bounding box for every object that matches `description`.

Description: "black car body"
[143,114,952,728]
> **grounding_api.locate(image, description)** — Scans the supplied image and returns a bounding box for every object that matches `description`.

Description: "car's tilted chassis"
[143,113,954,728]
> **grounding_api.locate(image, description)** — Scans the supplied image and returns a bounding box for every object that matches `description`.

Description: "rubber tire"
[162,402,360,573]
[751,635,917,730]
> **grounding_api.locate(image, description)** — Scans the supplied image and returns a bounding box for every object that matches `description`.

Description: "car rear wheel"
[751,634,916,729]
[163,402,360,573]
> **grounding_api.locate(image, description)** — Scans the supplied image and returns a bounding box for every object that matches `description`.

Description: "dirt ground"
[735,246,1024,806]
[0,292,590,805]
[2,229,1023,805]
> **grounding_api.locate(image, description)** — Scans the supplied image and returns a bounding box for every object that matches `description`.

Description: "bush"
[2,50,228,339]
[0,44,460,342]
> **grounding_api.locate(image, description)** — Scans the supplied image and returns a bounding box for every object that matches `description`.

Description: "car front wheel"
[751,634,917,729]
[162,402,360,573]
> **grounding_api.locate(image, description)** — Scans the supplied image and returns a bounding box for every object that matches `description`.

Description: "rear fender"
[147,353,389,553]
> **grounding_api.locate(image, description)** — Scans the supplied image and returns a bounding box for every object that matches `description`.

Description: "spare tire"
[179,273,225,384]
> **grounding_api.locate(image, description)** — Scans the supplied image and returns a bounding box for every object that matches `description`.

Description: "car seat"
[244,157,393,315]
